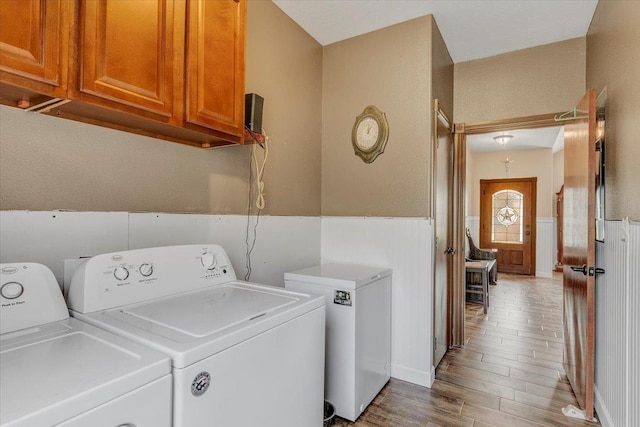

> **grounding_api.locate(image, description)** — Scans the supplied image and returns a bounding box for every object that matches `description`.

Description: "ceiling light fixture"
[493,134,513,145]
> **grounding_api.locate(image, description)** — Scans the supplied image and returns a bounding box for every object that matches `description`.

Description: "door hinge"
[434,336,437,348]
[435,236,438,249]
[595,140,603,152]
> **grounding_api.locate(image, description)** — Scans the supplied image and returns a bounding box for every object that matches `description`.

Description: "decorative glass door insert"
[491,190,523,243]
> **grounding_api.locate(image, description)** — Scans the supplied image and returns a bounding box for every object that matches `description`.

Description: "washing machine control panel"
[67,245,237,313]
[1,263,69,334]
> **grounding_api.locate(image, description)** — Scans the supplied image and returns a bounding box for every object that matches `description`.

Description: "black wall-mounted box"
[245,93,264,134]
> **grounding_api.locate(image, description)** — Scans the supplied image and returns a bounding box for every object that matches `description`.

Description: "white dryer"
[0,263,172,427]
[67,244,326,427]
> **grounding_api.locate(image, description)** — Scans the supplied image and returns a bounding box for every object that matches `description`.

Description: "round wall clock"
[351,105,389,163]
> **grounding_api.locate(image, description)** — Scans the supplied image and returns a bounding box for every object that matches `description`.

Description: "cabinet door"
[0,0,69,98]
[185,0,245,138]
[74,0,182,120]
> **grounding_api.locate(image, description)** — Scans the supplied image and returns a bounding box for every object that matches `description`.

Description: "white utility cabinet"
[285,263,391,422]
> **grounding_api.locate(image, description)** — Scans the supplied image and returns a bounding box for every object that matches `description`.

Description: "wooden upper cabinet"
[72,0,183,121]
[0,0,246,147]
[185,0,246,138]
[0,0,69,99]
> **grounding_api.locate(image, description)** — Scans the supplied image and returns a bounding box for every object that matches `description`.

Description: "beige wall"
[431,20,454,120]
[552,149,564,218]
[468,148,554,218]
[454,38,586,124]
[0,0,322,216]
[587,0,640,220]
[322,16,441,217]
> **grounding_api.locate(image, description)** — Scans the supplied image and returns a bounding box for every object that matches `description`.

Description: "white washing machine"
[285,263,392,422]
[0,263,172,427]
[67,244,326,427]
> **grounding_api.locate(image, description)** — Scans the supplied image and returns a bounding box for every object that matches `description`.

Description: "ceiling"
[272,0,598,63]
[466,126,564,153]
[272,0,586,153]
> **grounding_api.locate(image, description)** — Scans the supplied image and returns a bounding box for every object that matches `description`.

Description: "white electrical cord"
[252,131,269,210]
[244,130,269,281]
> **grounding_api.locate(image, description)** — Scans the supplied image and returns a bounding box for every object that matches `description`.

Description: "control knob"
[139,263,153,277]
[113,266,129,281]
[1,281,24,299]
[200,251,217,271]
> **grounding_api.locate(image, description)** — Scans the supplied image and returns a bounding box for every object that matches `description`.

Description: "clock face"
[356,116,380,150]
[351,105,389,163]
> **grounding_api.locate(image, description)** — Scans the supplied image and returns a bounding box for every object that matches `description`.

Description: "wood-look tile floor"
[333,273,600,427]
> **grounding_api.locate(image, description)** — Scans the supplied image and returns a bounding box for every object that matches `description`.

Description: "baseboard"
[390,363,432,388]
[536,271,553,278]
[594,385,614,427]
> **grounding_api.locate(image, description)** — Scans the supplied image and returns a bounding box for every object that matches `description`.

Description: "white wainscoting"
[535,218,555,278]
[629,221,640,427]
[128,213,321,287]
[594,221,627,427]
[594,219,640,427]
[321,216,434,387]
[465,216,555,278]
[0,211,129,287]
[0,211,320,289]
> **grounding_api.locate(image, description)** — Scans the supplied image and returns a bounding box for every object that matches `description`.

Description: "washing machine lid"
[285,263,392,289]
[73,281,325,369]
[0,317,170,427]
[122,283,297,337]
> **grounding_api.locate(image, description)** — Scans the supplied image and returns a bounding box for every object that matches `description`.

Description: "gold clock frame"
[351,105,389,163]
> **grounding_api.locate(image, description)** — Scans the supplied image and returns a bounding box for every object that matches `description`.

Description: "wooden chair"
[466,228,498,285]
[465,260,495,313]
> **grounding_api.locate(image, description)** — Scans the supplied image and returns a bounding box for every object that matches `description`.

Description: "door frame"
[479,177,537,276]
[450,111,565,347]
[432,99,454,365]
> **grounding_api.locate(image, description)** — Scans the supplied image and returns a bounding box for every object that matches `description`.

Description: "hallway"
[335,274,599,426]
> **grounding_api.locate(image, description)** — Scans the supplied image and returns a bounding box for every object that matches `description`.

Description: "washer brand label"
[334,290,352,306]
[191,371,211,396]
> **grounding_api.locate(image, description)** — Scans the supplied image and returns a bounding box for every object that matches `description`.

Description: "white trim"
[595,385,615,427]
[390,364,432,388]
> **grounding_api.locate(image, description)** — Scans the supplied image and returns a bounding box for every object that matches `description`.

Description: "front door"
[562,89,597,420]
[480,178,536,275]
[433,101,453,367]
